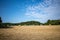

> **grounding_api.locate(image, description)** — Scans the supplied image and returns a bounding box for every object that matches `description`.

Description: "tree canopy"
[19,21,41,25]
[45,19,60,25]
[0,17,2,23]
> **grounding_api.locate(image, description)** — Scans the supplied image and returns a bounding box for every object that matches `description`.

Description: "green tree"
[0,17,2,28]
[0,17,2,23]
[45,19,60,25]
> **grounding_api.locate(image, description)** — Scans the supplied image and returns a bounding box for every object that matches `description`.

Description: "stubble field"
[0,25,60,40]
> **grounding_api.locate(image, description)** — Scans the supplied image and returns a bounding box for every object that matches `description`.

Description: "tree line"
[45,19,60,25]
[0,17,60,28]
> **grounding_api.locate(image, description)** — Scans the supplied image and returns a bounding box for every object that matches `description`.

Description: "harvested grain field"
[0,25,60,40]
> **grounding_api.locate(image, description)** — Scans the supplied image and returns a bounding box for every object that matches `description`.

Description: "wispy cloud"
[25,0,60,22]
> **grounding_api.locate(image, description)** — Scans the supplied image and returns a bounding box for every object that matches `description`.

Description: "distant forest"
[0,17,60,28]
[2,20,59,26]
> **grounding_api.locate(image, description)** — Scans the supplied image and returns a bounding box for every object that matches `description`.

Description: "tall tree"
[0,17,2,23]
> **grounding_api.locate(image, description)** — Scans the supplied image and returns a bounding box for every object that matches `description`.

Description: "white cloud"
[25,0,60,22]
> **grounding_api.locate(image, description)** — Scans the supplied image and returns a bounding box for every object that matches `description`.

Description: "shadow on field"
[0,25,13,29]
[0,27,13,29]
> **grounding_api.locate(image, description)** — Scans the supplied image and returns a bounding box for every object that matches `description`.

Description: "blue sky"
[0,0,60,23]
